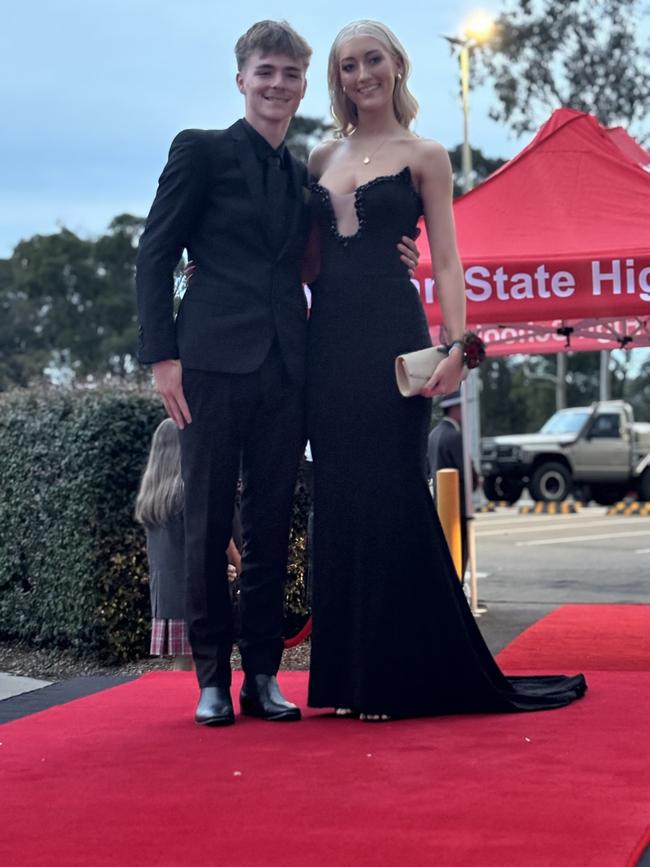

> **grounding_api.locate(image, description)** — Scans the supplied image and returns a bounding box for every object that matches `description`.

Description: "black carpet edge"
[0,676,137,724]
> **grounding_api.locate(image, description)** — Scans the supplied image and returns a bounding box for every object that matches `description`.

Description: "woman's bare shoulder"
[403,138,452,195]
[308,138,342,179]
[408,137,451,173]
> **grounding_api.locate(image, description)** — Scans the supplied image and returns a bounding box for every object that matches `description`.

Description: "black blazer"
[136,120,311,383]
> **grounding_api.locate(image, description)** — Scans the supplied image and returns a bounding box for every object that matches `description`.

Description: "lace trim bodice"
[311,166,422,247]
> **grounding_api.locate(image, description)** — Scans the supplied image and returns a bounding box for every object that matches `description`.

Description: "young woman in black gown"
[306,20,587,719]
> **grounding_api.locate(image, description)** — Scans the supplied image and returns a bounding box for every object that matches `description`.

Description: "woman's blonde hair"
[328,20,419,136]
[134,418,184,528]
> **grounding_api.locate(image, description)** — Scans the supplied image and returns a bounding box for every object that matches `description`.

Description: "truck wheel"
[529,462,571,502]
[496,477,524,505]
[591,484,627,506]
[638,468,650,502]
[482,475,523,505]
[482,475,499,501]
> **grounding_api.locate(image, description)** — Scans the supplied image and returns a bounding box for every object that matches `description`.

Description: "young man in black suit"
[136,21,419,726]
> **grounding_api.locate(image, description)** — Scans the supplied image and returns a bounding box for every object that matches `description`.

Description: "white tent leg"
[461,370,482,615]
[600,350,611,400]
[556,353,567,409]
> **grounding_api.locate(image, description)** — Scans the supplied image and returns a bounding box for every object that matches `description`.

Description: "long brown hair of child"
[134,418,184,527]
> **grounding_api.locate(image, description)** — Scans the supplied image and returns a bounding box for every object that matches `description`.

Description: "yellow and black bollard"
[435,468,463,580]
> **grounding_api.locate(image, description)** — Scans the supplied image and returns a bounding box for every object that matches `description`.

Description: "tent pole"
[461,370,482,615]
[599,350,611,401]
[556,353,567,409]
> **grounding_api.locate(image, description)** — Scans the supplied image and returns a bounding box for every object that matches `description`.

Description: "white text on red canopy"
[414,258,650,305]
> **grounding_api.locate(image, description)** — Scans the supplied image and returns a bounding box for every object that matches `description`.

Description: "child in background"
[135,418,240,670]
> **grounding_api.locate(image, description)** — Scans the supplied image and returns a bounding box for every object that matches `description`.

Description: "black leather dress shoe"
[240,674,301,721]
[195,687,235,726]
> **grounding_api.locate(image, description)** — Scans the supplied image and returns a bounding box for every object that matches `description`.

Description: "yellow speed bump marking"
[606,500,650,516]
[478,501,515,511]
[518,501,579,515]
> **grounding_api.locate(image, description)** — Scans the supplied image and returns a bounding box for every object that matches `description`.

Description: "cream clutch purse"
[395,346,449,397]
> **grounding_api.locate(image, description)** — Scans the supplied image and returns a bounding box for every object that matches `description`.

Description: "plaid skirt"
[150,619,192,657]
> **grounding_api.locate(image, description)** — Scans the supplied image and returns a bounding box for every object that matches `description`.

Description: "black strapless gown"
[306,167,587,717]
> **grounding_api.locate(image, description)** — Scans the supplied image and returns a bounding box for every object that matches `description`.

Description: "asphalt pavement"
[472,501,650,653]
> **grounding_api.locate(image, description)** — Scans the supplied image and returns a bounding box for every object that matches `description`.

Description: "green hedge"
[0,387,310,662]
[0,387,165,662]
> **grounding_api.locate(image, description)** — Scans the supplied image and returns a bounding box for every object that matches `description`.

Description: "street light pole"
[445,10,495,190]
[443,36,474,193]
[460,42,472,193]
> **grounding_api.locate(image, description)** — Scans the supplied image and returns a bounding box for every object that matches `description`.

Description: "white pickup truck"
[480,400,650,505]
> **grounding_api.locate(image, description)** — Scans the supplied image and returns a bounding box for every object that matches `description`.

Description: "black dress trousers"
[180,346,305,688]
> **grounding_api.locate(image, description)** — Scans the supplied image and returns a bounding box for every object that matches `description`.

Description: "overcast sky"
[0,0,531,256]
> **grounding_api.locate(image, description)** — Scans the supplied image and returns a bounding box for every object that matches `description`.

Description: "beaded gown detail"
[306,167,587,717]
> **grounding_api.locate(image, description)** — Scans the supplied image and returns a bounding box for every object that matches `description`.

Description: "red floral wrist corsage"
[446,332,486,369]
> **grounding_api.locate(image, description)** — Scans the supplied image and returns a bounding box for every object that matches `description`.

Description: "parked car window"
[540,410,589,435]
[589,414,620,439]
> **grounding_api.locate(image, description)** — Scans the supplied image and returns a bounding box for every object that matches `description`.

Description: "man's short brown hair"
[235,20,312,71]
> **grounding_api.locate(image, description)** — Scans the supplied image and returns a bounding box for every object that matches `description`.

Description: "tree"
[479,349,642,436]
[561,351,625,405]
[447,145,506,197]
[93,215,146,375]
[625,358,650,421]
[0,215,145,389]
[480,355,556,435]
[0,258,44,389]
[479,0,650,138]
[286,115,333,163]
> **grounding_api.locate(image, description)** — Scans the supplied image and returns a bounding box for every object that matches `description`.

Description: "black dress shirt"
[241,118,291,251]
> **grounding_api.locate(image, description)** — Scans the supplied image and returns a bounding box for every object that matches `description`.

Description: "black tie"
[265,153,288,252]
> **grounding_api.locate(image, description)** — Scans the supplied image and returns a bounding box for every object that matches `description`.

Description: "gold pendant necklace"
[361,138,388,165]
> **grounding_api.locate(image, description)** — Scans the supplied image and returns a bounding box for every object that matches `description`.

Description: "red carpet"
[2,605,649,866]
[496,604,650,671]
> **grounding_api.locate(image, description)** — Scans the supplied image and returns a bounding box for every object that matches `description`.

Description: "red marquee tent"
[413,108,650,355]
[605,125,650,169]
